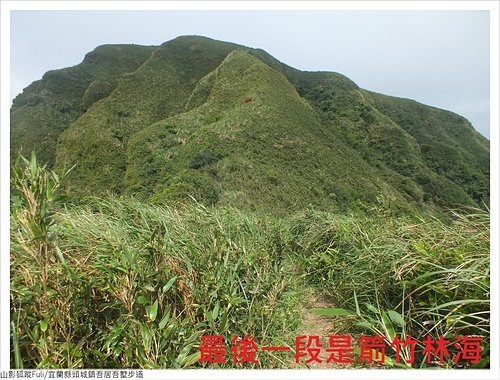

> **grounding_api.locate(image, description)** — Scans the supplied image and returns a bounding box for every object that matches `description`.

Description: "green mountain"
[10,36,489,214]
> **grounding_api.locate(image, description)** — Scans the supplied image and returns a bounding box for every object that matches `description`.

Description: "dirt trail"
[292,290,349,368]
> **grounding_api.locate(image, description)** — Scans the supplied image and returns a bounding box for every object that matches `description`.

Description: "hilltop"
[9,36,491,369]
[10,35,489,214]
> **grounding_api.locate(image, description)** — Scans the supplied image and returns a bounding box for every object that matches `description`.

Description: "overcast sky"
[10,10,490,138]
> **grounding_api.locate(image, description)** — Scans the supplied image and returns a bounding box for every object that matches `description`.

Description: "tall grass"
[10,153,67,367]
[11,156,301,368]
[293,208,490,368]
[10,155,489,368]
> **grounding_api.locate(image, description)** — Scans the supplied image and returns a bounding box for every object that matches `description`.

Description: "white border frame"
[1,1,498,380]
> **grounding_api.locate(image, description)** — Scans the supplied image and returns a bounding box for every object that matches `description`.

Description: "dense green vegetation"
[11,36,489,213]
[10,36,490,369]
[11,44,157,167]
[294,207,489,368]
[367,91,490,207]
[11,155,489,368]
[11,154,300,368]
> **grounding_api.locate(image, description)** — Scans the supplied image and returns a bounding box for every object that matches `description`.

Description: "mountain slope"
[365,91,490,205]
[10,44,156,166]
[291,72,481,208]
[125,50,413,213]
[10,36,489,213]
[55,37,244,195]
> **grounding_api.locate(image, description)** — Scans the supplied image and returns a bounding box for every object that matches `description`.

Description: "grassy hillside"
[11,35,490,213]
[125,50,415,214]
[295,72,480,209]
[11,44,156,166]
[54,37,244,196]
[366,91,490,206]
[10,155,490,368]
[9,35,491,370]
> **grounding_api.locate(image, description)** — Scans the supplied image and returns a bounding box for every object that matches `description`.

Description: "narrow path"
[292,290,349,368]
